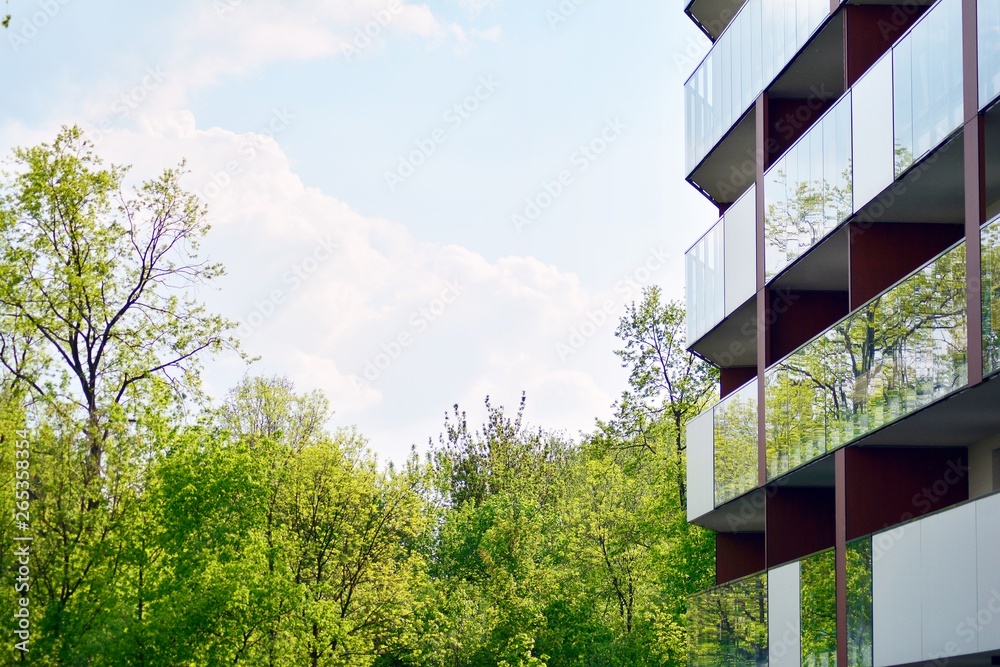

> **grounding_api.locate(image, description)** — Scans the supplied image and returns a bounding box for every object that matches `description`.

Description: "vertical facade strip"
[965,0,984,387]
[755,93,768,488]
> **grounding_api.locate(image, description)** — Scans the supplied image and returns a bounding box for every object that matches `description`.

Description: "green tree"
[0,125,237,468]
[614,286,718,506]
[0,126,237,664]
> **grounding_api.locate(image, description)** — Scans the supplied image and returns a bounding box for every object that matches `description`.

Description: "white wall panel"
[687,410,715,522]
[769,561,801,667]
[978,493,1000,652]
[920,503,978,659]
[873,521,922,666]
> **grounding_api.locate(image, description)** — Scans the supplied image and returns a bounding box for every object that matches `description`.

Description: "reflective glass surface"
[893,0,963,176]
[688,572,768,666]
[687,219,725,343]
[846,538,873,667]
[983,216,1000,376]
[980,0,1000,109]
[801,549,837,666]
[766,242,968,480]
[714,379,759,505]
[764,92,853,280]
[685,0,829,172]
[686,184,758,342]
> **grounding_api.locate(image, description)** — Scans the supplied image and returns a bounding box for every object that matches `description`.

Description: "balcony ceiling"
[857,376,1000,448]
[687,109,756,205]
[855,132,966,224]
[689,298,758,367]
[685,0,745,40]
[769,226,850,293]
[769,14,845,100]
[690,487,767,532]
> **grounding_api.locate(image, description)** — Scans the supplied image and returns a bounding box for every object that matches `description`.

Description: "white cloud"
[457,0,502,15]
[68,112,627,461]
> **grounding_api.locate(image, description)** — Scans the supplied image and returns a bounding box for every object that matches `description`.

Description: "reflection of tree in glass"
[767,243,968,479]
[765,166,853,278]
[688,573,768,667]
[714,382,758,505]
[982,217,1000,376]
[894,142,916,178]
[846,538,873,667]
[801,549,836,665]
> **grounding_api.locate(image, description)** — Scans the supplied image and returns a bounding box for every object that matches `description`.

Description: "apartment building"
[682,0,1000,664]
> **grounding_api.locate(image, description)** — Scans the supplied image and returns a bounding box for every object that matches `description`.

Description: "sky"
[0,0,717,463]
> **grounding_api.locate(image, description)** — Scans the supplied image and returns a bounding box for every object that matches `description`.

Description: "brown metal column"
[964,0,984,388]
[756,93,768,489]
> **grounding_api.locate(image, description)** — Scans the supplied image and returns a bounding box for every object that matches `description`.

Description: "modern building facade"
[682,0,1000,664]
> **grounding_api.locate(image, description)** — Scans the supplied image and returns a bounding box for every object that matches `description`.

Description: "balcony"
[765,240,968,481]
[848,492,1000,666]
[768,549,836,667]
[764,0,964,289]
[684,0,830,177]
[687,571,768,667]
[687,548,837,667]
[686,184,757,358]
[687,378,759,523]
[689,495,1000,667]
[764,91,853,281]
[893,0,963,177]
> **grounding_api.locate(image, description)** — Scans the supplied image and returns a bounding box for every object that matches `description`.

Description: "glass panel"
[846,538,873,667]
[686,219,726,343]
[725,184,758,313]
[981,0,1000,110]
[688,572,769,666]
[685,0,829,172]
[766,242,968,480]
[893,0,963,177]
[852,54,894,210]
[982,216,1000,376]
[764,92,853,281]
[801,549,837,666]
[714,379,759,506]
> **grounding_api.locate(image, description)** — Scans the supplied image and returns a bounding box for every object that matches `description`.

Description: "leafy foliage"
[0,130,719,666]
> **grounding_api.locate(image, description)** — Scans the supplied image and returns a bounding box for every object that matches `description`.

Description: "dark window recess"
[993,448,1000,492]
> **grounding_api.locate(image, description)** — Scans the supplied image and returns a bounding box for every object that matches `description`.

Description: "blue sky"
[1,0,715,461]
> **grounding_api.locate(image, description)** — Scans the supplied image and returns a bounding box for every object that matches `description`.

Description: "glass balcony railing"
[764,92,853,280]
[800,549,837,666]
[684,0,829,173]
[687,217,725,344]
[714,379,759,505]
[766,241,968,481]
[846,538,873,667]
[688,377,759,515]
[981,0,1000,110]
[894,0,963,176]
[687,572,768,667]
[686,184,757,343]
[688,548,836,667]
[983,215,1000,377]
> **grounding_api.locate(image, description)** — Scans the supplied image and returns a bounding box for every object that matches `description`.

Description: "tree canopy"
[0,128,720,666]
